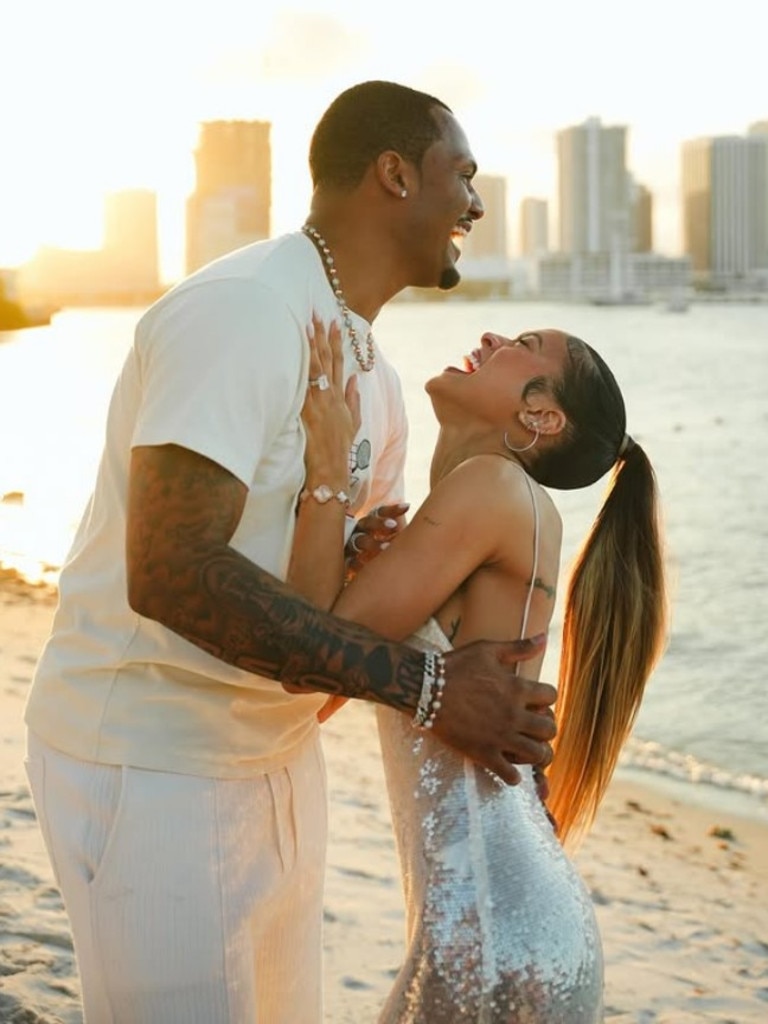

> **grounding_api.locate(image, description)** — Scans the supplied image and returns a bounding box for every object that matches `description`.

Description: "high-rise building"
[681,137,711,275]
[186,120,271,274]
[519,197,549,257]
[546,117,686,300]
[630,181,653,253]
[556,117,630,256]
[453,174,511,294]
[681,132,768,282]
[748,122,768,280]
[462,174,508,261]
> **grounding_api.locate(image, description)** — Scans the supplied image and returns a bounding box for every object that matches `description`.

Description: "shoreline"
[3,563,767,828]
[2,575,768,1021]
[615,761,768,829]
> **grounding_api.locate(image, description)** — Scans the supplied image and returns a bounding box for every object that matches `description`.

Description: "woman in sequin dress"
[289,321,667,1023]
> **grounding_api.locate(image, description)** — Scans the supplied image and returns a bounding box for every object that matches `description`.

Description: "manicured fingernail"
[384,518,397,528]
[380,541,391,550]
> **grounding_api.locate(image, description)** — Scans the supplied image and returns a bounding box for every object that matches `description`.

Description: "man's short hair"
[309,80,452,189]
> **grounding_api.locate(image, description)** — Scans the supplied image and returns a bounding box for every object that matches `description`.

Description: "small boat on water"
[589,291,652,307]
[664,294,690,313]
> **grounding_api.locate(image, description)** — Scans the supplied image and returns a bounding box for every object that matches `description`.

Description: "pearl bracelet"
[412,650,447,729]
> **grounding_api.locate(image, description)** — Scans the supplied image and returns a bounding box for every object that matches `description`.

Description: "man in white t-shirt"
[24,81,557,1023]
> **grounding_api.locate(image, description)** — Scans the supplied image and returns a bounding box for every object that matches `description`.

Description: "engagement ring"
[309,374,330,391]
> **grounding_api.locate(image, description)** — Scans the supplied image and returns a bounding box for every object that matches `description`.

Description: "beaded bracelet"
[412,651,447,729]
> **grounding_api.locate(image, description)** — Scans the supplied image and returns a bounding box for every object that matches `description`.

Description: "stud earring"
[400,189,408,198]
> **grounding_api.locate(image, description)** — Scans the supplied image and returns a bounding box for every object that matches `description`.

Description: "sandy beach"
[1,575,767,1023]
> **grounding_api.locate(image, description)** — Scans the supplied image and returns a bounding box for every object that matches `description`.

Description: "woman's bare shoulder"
[446,454,561,520]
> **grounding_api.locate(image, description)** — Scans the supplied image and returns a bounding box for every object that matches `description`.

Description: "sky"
[1,0,765,281]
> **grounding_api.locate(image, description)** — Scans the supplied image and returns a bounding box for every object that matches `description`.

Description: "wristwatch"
[299,484,351,508]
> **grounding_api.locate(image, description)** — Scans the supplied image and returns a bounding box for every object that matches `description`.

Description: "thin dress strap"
[517,469,540,640]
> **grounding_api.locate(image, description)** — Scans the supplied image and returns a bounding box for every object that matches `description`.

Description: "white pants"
[25,730,328,1024]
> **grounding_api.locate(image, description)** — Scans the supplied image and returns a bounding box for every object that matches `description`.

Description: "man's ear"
[376,151,412,199]
[517,405,566,437]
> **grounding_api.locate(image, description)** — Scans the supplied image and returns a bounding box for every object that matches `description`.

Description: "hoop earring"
[503,430,539,454]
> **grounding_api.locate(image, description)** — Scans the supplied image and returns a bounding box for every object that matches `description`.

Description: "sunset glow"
[3,0,765,279]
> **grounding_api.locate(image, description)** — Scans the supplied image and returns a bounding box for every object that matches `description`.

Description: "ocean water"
[1,299,767,821]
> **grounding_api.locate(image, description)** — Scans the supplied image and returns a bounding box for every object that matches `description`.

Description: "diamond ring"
[308,374,330,391]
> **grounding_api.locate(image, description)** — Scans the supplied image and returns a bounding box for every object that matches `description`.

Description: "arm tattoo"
[127,445,424,711]
[197,552,423,710]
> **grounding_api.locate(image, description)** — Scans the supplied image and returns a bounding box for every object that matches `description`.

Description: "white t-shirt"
[25,232,408,777]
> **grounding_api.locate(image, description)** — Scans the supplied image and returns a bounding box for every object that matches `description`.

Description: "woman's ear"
[517,405,566,437]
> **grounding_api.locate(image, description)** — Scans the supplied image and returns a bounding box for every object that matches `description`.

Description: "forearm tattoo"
[197,550,422,709]
[128,446,423,711]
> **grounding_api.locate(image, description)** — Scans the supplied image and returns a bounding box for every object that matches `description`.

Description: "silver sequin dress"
[375,619,604,1024]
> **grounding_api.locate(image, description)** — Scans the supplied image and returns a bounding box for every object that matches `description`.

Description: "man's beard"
[438,265,461,290]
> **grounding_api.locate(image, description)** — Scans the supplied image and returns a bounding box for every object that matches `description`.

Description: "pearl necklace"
[302,224,376,372]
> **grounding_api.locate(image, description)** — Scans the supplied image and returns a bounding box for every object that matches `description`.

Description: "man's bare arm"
[126,444,425,709]
[126,444,555,784]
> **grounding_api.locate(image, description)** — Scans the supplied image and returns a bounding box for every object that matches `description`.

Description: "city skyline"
[2,0,765,280]
[20,104,766,305]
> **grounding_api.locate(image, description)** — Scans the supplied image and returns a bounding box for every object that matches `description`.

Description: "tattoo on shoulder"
[532,576,556,600]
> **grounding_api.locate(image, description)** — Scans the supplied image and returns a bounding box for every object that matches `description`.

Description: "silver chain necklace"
[302,224,376,373]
